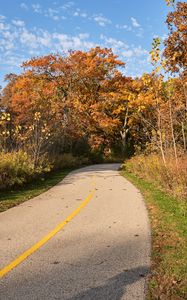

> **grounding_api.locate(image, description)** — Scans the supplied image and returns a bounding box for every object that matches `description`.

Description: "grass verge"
[121,169,187,300]
[0,169,71,213]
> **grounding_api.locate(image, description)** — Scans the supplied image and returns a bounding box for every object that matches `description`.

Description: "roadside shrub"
[53,153,82,169]
[0,151,33,189]
[52,153,92,170]
[88,150,104,164]
[0,151,51,190]
[124,154,187,200]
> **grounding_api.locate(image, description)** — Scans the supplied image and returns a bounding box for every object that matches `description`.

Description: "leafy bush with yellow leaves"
[0,151,51,190]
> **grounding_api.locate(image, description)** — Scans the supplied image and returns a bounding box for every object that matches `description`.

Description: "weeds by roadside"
[124,154,187,201]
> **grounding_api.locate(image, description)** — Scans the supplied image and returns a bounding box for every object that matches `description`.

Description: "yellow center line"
[0,189,95,278]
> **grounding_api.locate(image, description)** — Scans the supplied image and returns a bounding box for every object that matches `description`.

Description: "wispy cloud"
[122,50,134,58]
[116,24,132,31]
[93,15,111,27]
[12,20,25,27]
[0,15,6,20]
[30,3,66,21]
[73,9,88,18]
[0,3,151,82]
[32,4,42,14]
[131,17,140,28]
[0,22,9,30]
[72,9,111,27]
[100,35,129,53]
[116,19,143,38]
[45,8,60,21]
[61,1,74,10]
[0,17,95,64]
[100,34,148,59]
[53,32,95,51]
[20,3,28,11]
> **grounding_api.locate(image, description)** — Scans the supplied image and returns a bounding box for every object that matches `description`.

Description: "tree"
[163,2,187,76]
[1,48,126,158]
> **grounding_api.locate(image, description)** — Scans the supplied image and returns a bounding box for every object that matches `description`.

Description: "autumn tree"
[164,2,187,76]
[164,1,187,155]
[2,47,127,160]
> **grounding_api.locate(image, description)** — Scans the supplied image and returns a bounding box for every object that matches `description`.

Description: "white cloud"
[61,1,74,10]
[0,25,17,51]
[0,15,6,20]
[80,12,87,18]
[133,46,148,56]
[117,24,128,29]
[45,8,60,21]
[0,15,94,55]
[0,22,8,30]
[0,8,150,82]
[18,28,52,49]
[32,4,42,14]
[38,30,52,47]
[93,15,111,27]
[78,33,90,39]
[100,35,129,53]
[73,10,88,18]
[161,33,168,41]
[72,10,111,27]
[100,35,148,61]
[0,38,14,51]
[122,50,134,58]
[12,20,25,27]
[20,29,38,48]
[1,53,27,67]
[131,17,140,28]
[116,24,132,32]
[1,29,18,40]
[31,4,65,21]
[20,3,28,11]
[53,32,94,51]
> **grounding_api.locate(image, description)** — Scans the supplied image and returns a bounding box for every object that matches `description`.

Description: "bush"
[0,151,33,189]
[53,153,90,170]
[88,150,104,164]
[0,151,51,190]
[124,154,187,200]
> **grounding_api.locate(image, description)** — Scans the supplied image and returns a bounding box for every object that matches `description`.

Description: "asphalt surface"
[0,164,151,299]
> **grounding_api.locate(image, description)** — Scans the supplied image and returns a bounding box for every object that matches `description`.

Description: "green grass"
[0,169,71,212]
[121,169,187,300]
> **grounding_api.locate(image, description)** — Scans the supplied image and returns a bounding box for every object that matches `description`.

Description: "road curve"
[0,164,151,300]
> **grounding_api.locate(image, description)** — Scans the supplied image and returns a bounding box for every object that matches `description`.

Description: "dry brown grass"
[124,154,187,201]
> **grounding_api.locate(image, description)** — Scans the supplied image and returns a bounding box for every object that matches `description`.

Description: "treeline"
[0,1,186,197]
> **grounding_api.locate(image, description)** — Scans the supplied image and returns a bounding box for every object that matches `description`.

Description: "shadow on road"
[69,266,149,300]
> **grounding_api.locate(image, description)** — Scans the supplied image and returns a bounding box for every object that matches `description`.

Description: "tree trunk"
[182,122,186,153]
[169,96,178,169]
[120,106,129,156]
[158,107,166,167]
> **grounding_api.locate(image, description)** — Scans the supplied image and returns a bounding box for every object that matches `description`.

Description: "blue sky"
[0,0,171,87]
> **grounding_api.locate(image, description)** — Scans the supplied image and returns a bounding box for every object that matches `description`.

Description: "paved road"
[0,164,151,300]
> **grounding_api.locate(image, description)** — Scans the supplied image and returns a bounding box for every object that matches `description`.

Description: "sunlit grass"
[0,169,71,212]
[121,170,187,300]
